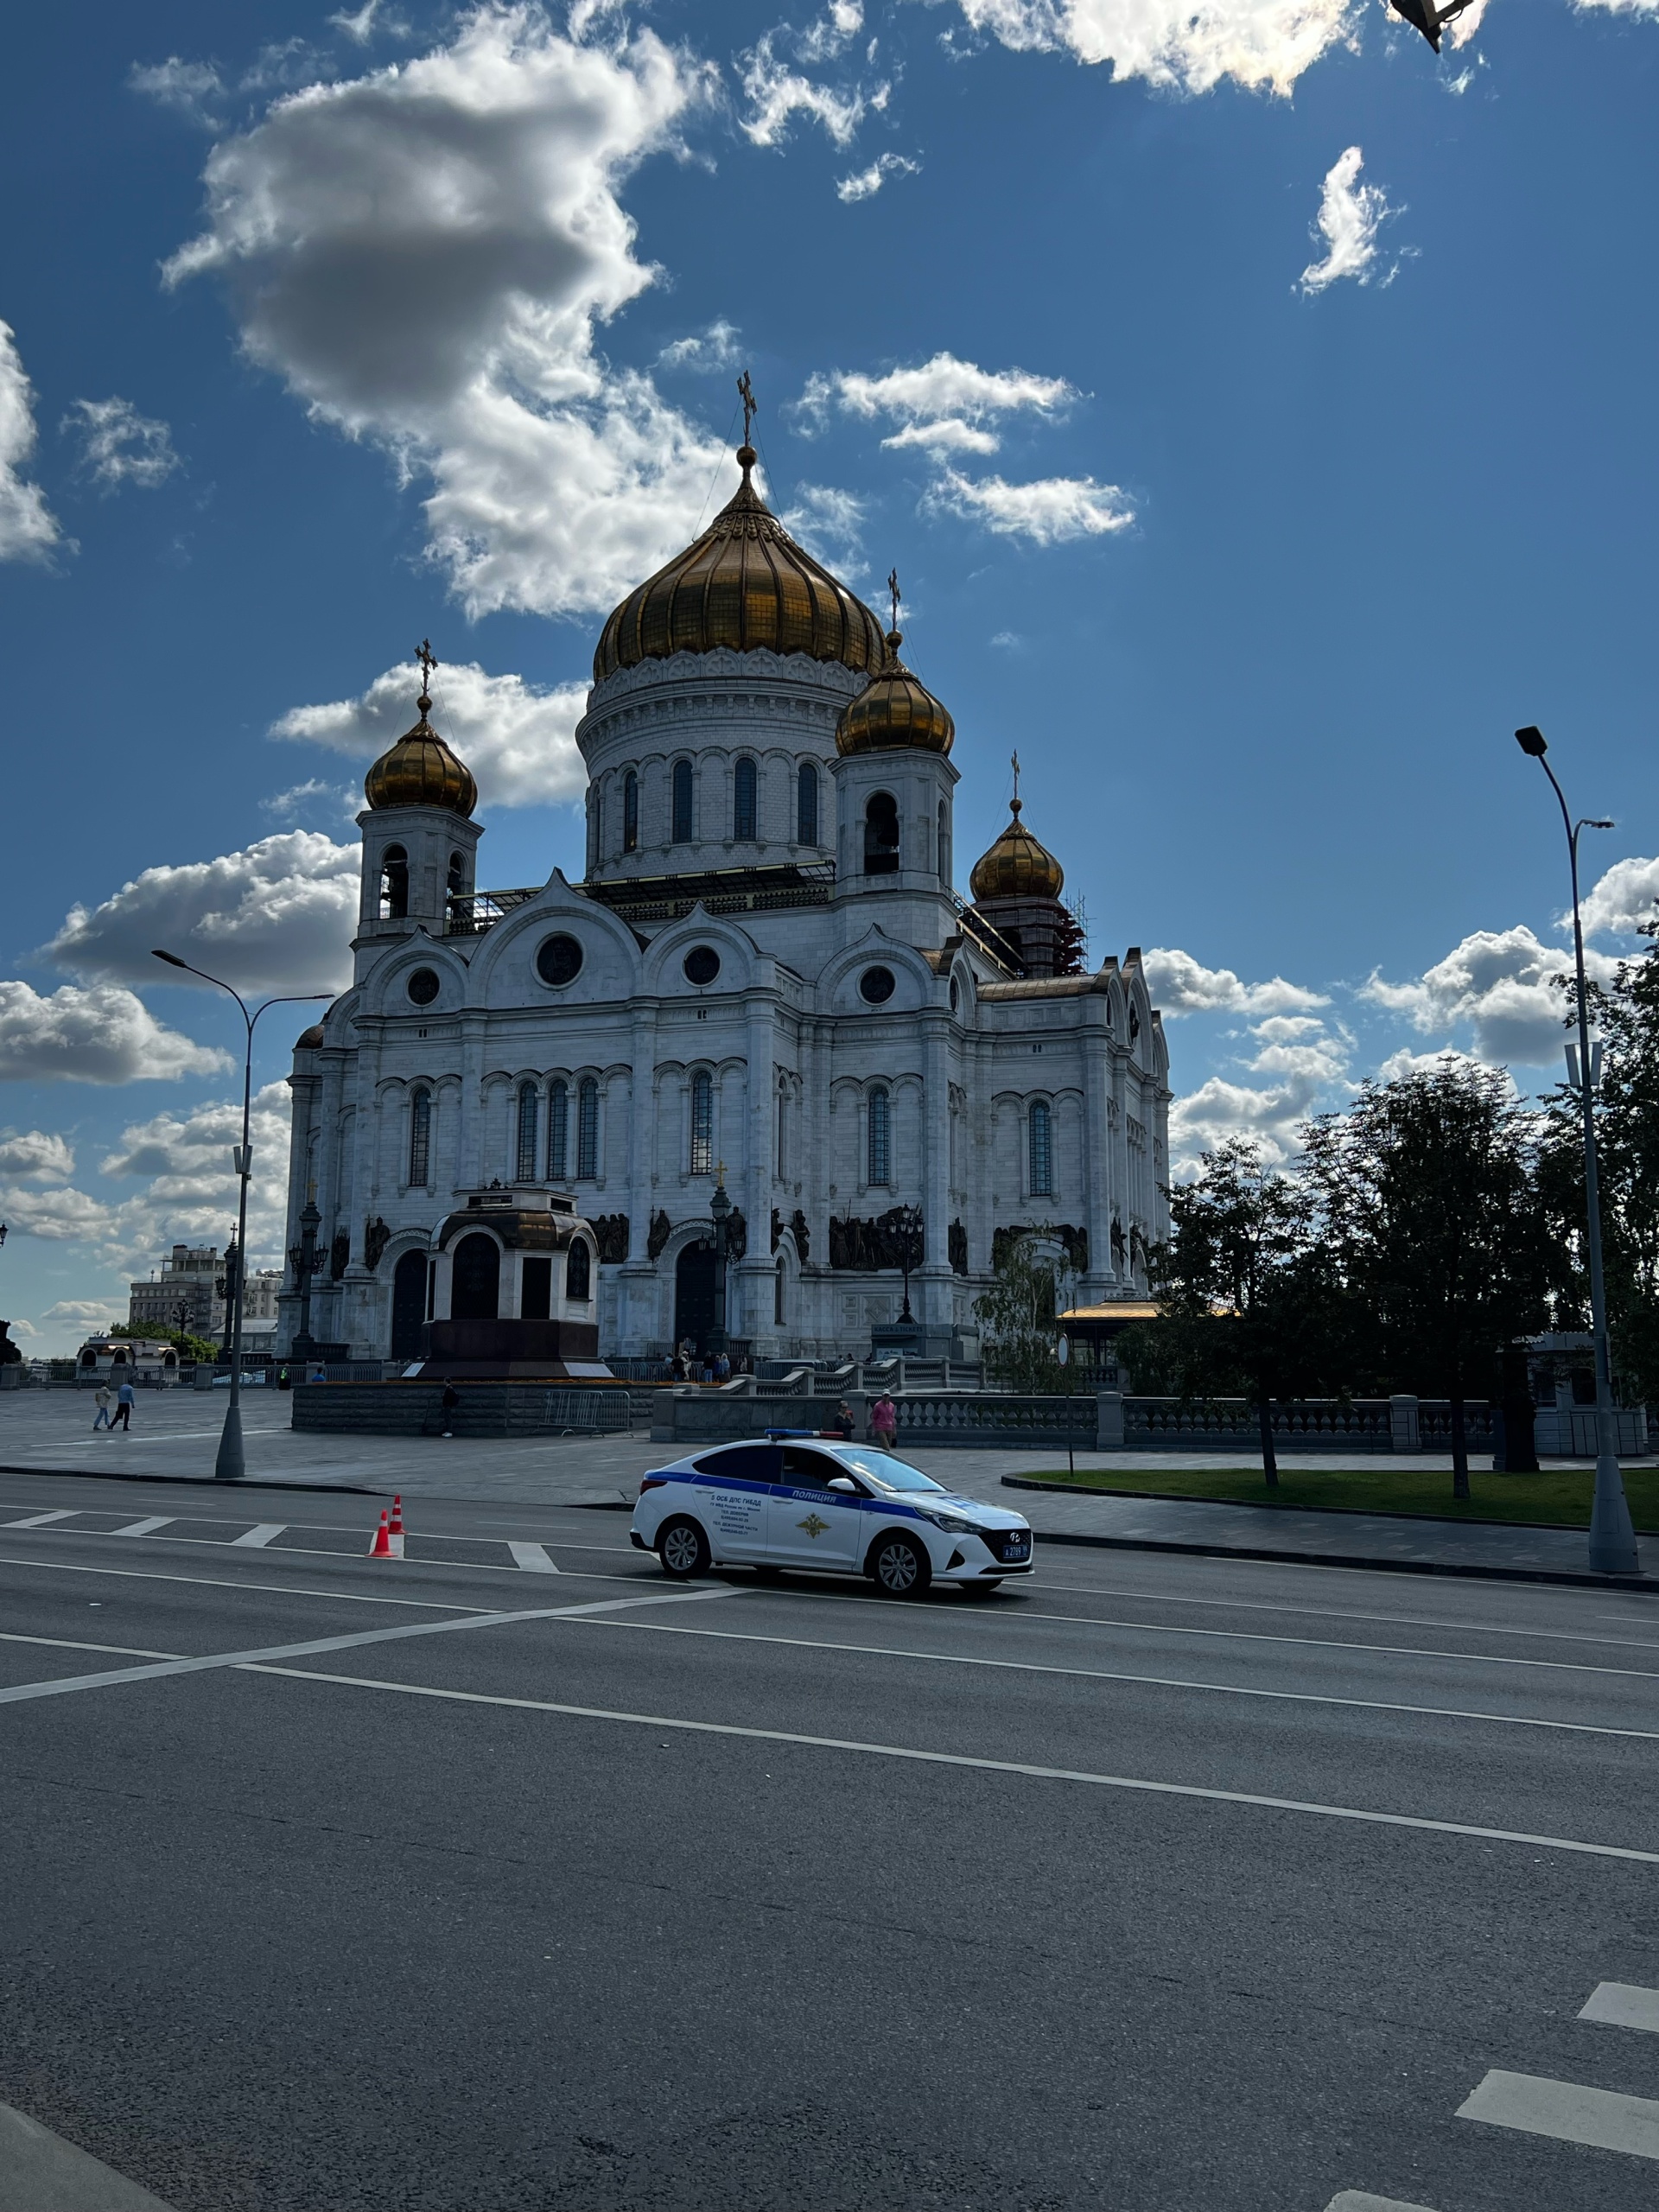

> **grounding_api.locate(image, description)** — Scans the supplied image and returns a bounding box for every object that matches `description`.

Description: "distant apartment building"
[128,1245,225,1339]
[240,1268,283,1340]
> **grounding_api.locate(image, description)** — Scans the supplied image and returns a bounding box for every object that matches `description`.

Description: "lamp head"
[1587,817,1616,830]
[1515,726,1548,758]
[151,948,189,969]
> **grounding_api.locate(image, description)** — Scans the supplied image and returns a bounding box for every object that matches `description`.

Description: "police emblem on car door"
[766,1446,862,1568]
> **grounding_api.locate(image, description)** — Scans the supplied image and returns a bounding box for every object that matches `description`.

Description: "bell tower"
[355,641,483,977]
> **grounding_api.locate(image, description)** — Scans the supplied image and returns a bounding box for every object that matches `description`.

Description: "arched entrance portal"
[451,1232,501,1320]
[390,1249,428,1358]
[674,1240,716,1357]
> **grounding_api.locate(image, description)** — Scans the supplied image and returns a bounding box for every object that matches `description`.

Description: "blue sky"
[1,0,1656,1351]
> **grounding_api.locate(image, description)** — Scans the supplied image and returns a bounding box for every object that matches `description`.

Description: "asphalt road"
[3,1471,1658,2211]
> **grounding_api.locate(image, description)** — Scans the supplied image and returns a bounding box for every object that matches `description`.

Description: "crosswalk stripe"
[3,1509,78,1529]
[1580,1981,1659,2034]
[230,1524,286,1549]
[1325,2195,1442,2211]
[110,1516,174,1539]
[1457,2069,1659,2158]
[508,1541,560,1574]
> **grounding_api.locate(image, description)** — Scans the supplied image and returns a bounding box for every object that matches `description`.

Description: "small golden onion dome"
[835,627,956,758]
[295,1023,326,1051]
[969,798,1064,902]
[364,690,478,817]
[594,445,887,683]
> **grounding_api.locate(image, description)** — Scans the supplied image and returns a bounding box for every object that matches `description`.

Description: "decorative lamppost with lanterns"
[289,1196,324,1367]
[708,1170,733,1362]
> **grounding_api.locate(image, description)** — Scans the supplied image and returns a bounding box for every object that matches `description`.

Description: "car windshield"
[835,1450,945,1493]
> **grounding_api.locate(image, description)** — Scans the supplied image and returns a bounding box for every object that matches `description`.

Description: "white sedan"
[630,1437,1033,1596]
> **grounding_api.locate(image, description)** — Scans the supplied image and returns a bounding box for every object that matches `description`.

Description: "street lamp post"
[289,1197,322,1364]
[151,950,327,1482]
[709,1170,732,1362]
[1513,727,1639,1574]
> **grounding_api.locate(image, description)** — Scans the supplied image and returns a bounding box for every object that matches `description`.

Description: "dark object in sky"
[1387,0,1478,50]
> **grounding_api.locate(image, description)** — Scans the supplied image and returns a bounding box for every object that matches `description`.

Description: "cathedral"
[278,419,1171,1365]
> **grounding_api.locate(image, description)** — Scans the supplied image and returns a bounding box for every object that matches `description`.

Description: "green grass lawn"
[1022,1463,1659,1530]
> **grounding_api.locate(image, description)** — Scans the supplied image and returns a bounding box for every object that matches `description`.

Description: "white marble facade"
[280,536,1170,1363]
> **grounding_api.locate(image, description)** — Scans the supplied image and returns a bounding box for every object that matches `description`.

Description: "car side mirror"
[827,1477,857,1494]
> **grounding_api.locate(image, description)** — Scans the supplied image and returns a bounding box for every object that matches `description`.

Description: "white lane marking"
[509,1541,560,1574]
[0,1526,600,1580]
[231,1523,285,1548]
[1457,2069,1659,2158]
[0,1552,642,1611]
[0,1585,741,1707]
[566,1614,1659,1743]
[110,1516,175,1539]
[3,1510,79,1529]
[238,1667,1659,1866]
[1325,2196,1442,2211]
[1580,1982,1659,2034]
[1,1631,180,1661]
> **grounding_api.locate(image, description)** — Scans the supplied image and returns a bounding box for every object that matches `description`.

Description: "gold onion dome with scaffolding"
[594,373,887,681]
[364,640,478,817]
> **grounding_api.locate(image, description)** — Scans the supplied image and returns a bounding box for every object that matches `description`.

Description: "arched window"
[690,1069,713,1175]
[566,1238,592,1302]
[868,1085,891,1186]
[382,845,409,920]
[516,1081,539,1182]
[938,800,950,888]
[451,1232,500,1319]
[623,770,639,854]
[590,785,603,861]
[671,760,694,844]
[448,851,465,897]
[797,760,819,847]
[408,1088,431,1186]
[864,791,899,875]
[576,1077,599,1179]
[774,1255,786,1325]
[547,1078,569,1180]
[733,756,757,842]
[1029,1100,1053,1198]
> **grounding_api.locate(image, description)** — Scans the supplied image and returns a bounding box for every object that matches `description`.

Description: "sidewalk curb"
[1001,1472,1634,1535]
[0,1463,378,1495]
[1028,1526,1659,1594]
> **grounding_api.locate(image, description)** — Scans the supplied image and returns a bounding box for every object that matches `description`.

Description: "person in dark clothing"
[440,1381,460,1439]
[111,1378,136,1431]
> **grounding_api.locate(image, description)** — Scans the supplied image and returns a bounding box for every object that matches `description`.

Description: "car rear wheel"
[869,1531,931,1599]
[658,1516,710,1580]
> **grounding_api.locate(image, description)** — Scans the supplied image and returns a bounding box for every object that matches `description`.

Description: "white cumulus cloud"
[130,55,226,126]
[926,467,1133,543]
[62,397,181,491]
[779,482,867,572]
[1362,925,1616,1066]
[739,3,881,149]
[1299,146,1401,296]
[0,321,64,563]
[1574,853,1659,942]
[948,0,1357,96]
[0,1128,75,1180]
[0,983,228,1086]
[657,321,742,372]
[43,831,361,998]
[1144,948,1329,1016]
[161,7,736,623]
[273,659,588,810]
[801,351,1077,454]
[836,152,920,202]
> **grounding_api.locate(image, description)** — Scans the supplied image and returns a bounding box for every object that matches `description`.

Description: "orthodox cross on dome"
[887,568,901,632]
[737,370,757,446]
[416,638,438,707]
[1010,750,1022,814]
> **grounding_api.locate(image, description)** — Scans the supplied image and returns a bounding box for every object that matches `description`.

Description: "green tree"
[1119,1138,1357,1486]
[1301,1061,1548,1498]
[974,1227,1081,1394]
[1537,923,1659,1406]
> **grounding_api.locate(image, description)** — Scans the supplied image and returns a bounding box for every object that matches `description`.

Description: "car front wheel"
[658,1516,710,1580]
[869,1531,931,1599]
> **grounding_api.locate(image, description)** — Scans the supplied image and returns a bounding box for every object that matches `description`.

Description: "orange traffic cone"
[368,1510,393,1559]
[388,1494,405,1560]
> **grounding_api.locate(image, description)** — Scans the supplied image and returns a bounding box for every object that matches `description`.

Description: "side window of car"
[781,1446,849,1491]
[692,1445,782,1483]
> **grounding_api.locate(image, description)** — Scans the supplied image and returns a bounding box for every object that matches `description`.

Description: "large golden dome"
[969,798,1064,902]
[836,627,955,757]
[365,688,477,817]
[594,444,887,683]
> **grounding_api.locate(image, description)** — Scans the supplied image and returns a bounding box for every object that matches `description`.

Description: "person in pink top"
[870,1392,898,1447]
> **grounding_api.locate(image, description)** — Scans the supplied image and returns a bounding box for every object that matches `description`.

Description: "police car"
[630,1436,1033,1595]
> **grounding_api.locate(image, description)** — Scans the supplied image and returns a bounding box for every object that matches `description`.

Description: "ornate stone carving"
[329,1229,351,1281]
[1111,1217,1128,1266]
[790,1209,810,1264]
[771,1207,782,1254]
[992,1223,1089,1274]
[647,1209,672,1262]
[364,1216,391,1272]
[829,1207,924,1273]
[591,1213,630,1264]
[948,1219,969,1276]
[726,1209,747,1262]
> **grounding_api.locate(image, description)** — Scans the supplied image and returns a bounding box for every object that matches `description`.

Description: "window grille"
[576,1078,599,1179]
[1029,1100,1053,1197]
[566,1239,591,1301]
[690,1070,713,1175]
[734,756,757,842]
[408,1089,431,1186]
[548,1079,569,1180]
[623,770,639,854]
[938,800,950,887]
[868,1086,891,1186]
[516,1082,539,1182]
[798,760,819,846]
[671,760,693,843]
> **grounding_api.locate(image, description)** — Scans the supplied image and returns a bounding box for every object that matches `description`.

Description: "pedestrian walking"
[830,1399,855,1440]
[441,1380,460,1438]
[870,1391,898,1448]
[111,1378,136,1432]
[715,1350,731,1383]
[92,1382,113,1431]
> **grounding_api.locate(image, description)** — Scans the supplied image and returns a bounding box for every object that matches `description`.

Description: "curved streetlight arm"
[149,950,329,1477]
